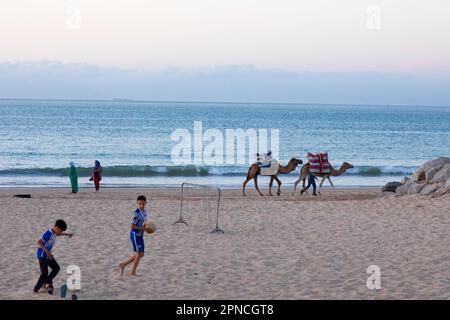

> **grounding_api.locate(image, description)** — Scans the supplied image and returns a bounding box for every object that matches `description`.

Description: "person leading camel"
[301,172,318,196]
[292,161,353,195]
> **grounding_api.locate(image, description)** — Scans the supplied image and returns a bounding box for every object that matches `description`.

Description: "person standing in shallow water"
[69,162,78,193]
[90,160,103,192]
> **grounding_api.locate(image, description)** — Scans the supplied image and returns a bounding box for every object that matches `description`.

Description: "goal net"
[173,182,224,233]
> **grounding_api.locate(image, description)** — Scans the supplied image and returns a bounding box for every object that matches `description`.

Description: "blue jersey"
[131,208,148,236]
[36,228,57,259]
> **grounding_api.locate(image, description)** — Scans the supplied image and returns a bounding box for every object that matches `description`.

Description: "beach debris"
[14,194,31,198]
[393,157,450,196]
[60,284,68,298]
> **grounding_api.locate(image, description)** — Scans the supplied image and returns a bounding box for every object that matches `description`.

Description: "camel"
[243,158,302,196]
[291,162,353,195]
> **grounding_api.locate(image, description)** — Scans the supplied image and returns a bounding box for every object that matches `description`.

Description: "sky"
[1,0,449,105]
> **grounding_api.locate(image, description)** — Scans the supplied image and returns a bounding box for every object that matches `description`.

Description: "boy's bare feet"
[118,263,126,276]
[129,272,139,276]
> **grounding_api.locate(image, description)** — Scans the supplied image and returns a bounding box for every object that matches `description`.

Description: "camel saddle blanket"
[259,160,280,176]
[256,151,272,166]
[307,152,331,174]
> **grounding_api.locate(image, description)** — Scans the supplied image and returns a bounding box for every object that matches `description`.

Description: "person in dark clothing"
[301,172,318,196]
[34,219,73,294]
[90,160,103,192]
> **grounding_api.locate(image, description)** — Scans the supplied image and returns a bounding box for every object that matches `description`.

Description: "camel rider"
[301,172,318,196]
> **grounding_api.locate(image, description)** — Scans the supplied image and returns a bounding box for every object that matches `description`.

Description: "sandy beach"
[0,187,448,300]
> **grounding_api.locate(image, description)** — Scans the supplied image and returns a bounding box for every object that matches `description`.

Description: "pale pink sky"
[1,0,449,75]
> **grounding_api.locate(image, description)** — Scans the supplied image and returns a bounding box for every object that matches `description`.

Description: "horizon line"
[1,97,449,109]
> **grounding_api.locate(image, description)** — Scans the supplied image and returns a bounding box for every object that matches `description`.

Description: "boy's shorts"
[130,231,145,253]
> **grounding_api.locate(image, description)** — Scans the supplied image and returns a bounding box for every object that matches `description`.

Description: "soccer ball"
[144,222,156,234]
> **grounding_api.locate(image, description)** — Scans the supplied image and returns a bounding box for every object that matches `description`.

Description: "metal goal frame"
[173,182,224,234]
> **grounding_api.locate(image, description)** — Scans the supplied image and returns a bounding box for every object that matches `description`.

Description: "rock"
[382,181,403,192]
[395,183,410,195]
[394,157,450,197]
[420,184,441,195]
[412,157,450,183]
[432,187,449,197]
[429,163,450,184]
[400,177,411,185]
[396,182,422,195]
[408,183,424,194]
[425,167,441,183]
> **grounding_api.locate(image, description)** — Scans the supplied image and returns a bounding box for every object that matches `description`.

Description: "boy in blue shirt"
[34,219,73,294]
[119,195,154,276]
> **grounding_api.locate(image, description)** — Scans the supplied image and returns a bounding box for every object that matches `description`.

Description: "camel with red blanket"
[291,152,353,195]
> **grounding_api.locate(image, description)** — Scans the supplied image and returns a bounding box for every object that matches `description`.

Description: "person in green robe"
[69,162,79,193]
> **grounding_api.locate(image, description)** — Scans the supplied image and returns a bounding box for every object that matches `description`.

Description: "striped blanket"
[307,152,331,174]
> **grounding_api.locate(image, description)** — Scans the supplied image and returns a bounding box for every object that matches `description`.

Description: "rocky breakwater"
[382,157,450,196]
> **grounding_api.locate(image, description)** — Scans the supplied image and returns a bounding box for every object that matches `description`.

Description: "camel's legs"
[292,178,300,195]
[292,173,305,195]
[318,176,327,193]
[254,175,264,196]
[274,176,282,195]
[268,176,274,196]
[327,176,335,189]
[292,176,307,195]
[242,177,251,196]
[302,178,309,194]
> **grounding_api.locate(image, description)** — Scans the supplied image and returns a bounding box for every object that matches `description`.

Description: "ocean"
[0,99,449,188]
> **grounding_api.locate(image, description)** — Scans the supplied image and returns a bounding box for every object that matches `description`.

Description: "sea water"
[0,99,449,188]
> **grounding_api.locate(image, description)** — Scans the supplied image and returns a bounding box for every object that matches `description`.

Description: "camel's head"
[343,162,354,170]
[291,158,303,167]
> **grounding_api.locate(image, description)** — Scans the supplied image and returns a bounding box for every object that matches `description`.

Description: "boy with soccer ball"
[118,195,155,276]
